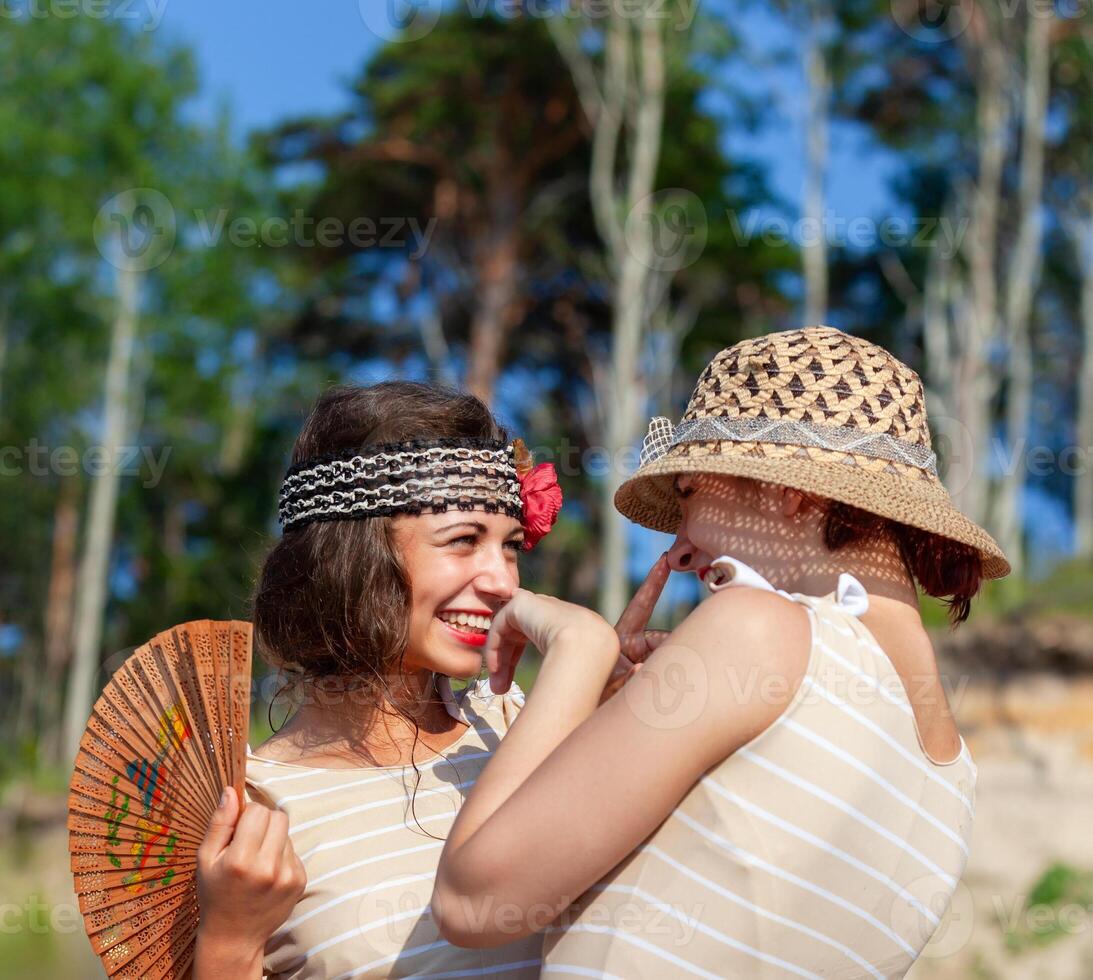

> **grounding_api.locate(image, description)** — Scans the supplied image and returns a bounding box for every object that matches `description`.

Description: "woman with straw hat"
[432,325,1007,978]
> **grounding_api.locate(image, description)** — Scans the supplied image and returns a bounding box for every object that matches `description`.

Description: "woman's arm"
[431,585,811,948]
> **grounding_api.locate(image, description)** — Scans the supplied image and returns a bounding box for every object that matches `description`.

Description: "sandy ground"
[908,675,1093,980]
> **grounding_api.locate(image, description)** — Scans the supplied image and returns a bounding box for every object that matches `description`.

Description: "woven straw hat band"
[615,325,1010,580]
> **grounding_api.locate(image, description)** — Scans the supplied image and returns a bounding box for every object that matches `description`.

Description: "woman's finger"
[256,808,290,867]
[615,554,670,636]
[618,628,672,664]
[599,658,646,705]
[489,634,526,694]
[485,597,528,693]
[229,799,272,858]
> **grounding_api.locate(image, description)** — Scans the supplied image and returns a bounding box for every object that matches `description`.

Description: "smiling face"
[391,509,524,679]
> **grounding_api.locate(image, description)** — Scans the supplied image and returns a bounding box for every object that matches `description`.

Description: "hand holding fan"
[67,619,252,979]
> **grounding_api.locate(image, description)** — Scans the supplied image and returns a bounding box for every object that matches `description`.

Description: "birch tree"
[1054,30,1093,557]
[1076,205,1093,557]
[62,224,144,762]
[547,2,675,620]
[945,10,1013,527]
[802,0,833,326]
[993,6,1053,576]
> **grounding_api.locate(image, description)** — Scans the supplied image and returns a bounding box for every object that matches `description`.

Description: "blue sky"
[160,2,379,136]
[158,0,902,226]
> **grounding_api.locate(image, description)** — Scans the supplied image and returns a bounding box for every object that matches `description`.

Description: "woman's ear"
[782,487,806,518]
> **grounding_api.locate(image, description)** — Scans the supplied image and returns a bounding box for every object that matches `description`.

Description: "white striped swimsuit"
[542,554,976,979]
[245,678,543,980]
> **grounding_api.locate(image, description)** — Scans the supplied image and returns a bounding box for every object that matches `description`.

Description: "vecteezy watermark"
[94,189,438,270]
[423,887,709,943]
[726,210,971,259]
[891,0,1088,44]
[0,896,83,935]
[0,0,167,31]
[994,891,1093,944]
[0,438,171,488]
[992,438,1093,478]
[358,0,699,44]
[192,209,437,259]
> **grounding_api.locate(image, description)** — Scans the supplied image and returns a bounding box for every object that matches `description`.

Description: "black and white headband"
[278,437,525,533]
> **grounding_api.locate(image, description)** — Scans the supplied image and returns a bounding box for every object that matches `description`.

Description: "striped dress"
[244,677,543,980]
[542,554,977,980]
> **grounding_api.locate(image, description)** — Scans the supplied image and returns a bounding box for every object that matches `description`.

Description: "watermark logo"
[623,643,709,730]
[625,188,708,273]
[359,0,444,42]
[0,439,172,488]
[894,876,976,957]
[193,208,437,257]
[0,0,168,32]
[94,187,176,272]
[891,0,974,43]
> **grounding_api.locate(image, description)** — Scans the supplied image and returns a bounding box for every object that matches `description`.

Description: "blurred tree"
[833,0,1073,578]
[254,6,789,610]
[0,11,292,766]
[254,9,589,406]
[1043,26,1093,559]
[51,17,203,764]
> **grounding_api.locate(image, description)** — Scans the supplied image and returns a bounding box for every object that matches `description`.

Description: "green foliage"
[919,558,1093,629]
[1002,862,1093,954]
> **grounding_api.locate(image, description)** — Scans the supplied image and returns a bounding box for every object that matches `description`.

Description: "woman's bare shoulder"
[675,586,811,668]
[661,587,812,729]
[248,731,301,763]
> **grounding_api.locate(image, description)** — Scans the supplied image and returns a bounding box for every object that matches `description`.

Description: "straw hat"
[615,325,1010,579]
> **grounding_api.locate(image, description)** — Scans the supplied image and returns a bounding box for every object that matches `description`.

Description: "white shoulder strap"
[834,572,870,616]
[706,555,870,617]
[706,555,795,600]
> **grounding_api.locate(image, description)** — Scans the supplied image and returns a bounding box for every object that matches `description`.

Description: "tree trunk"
[993,9,1051,577]
[802,1,830,327]
[548,3,672,621]
[599,8,666,622]
[1076,209,1093,559]
[922,226,955,419]
[949,35,1009,527]
[466,224,520,407]
[0,293,8,419]
[40,476,80,766]
[218,332,265,477]
[61,252,142,764]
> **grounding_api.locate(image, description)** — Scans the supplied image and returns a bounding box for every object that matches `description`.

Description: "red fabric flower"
[519,462,563,551]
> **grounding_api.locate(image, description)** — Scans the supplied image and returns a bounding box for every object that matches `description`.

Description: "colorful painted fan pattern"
[67,619,252,979]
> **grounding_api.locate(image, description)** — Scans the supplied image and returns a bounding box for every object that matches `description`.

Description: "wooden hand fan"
[67,619,252,979]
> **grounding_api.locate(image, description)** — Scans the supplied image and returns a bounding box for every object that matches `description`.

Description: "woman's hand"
[485,589,617,695]
[192,787,307,980]
[600,553,672,704]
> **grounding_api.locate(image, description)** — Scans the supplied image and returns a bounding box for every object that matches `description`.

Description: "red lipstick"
[440,621,488,647]
[436,609,493,648]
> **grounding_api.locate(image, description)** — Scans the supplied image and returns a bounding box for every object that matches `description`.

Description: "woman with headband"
[192,380,572,979]
[433,326,1008,978]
